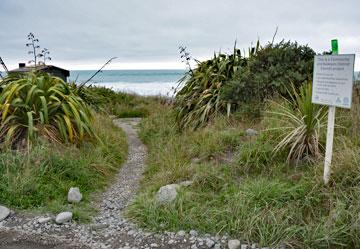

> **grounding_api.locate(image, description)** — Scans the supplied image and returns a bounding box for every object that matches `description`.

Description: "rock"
[177,230,186,236]
[156,184,180,204]
[0,205,10,221]
[55,212,73,224]
[38,217,52,224]
[91,223,109,230]
[241,245,249,249]
[68,187,83,203]
[228,239,241,249]
[189,229,198,237]
[179,180,193,187]
[245,128,258,136]
[206,238,215,247]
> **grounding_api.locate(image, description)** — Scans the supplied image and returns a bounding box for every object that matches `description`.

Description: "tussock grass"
[127,104,360,248]
[0,114,127,222]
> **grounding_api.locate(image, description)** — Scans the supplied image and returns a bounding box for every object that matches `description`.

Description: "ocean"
[69,70,186,96]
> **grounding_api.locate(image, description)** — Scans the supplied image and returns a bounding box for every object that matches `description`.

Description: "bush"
[222,41,315,109]
[174,44,254,130]
[0,72,94,147]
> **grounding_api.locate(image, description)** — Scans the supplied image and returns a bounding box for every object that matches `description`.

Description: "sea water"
[69,70,186,96]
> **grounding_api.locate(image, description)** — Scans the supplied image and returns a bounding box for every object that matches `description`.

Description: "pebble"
[55,212,73,224]
[156,184,180,204]
[68,187,83,203]
[228,239,241,249]
[189,229,198,237]
[0,205,10,221]
[206,238,215,247]
[38,217,52,224]
[177,230,186,237]
[245,128,258,136]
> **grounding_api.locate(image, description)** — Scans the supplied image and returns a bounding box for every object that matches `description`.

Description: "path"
[0,118,228,249]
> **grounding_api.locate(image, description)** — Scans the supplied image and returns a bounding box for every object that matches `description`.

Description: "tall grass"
[0,114,127,221]
[127,104,360,248]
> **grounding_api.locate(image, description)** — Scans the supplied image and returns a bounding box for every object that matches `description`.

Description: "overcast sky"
[0,0,359,70]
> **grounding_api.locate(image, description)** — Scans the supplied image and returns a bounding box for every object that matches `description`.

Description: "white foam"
[90,81,180,96]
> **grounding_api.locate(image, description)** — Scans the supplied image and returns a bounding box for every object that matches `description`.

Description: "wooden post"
[323,39,338,185]
[323,105,335,185]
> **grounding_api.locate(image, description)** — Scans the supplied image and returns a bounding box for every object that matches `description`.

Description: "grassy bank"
[127,103,360,248]
[0,114,127,222]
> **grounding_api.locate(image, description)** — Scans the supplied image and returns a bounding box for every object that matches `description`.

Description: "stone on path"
[55,212,73,224]
[156,184,180,204]
[228,239,241,249]
[189,229,198,237]
[0,205,10,221]
[68,187,83,203]
[38,217,52,224]
[177,230,186,237]
[206,238,215,247]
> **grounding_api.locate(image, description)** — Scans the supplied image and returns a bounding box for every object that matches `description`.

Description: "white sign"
[312,54,355,109]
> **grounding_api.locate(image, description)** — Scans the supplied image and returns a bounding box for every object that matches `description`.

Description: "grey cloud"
[0,0,359,69]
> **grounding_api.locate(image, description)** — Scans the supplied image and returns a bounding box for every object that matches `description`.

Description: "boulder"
[156,184,180,204]
[228,239,241,249]
[55,212,73,224]
[68,187,82,203]
[245,129,258,136]
[0,205,10,221]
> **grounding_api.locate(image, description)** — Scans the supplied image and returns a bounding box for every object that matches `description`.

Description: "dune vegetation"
[0,72,129,221]
[126,40,360,248]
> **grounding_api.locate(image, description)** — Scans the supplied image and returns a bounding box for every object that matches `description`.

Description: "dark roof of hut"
[10,65,70,77]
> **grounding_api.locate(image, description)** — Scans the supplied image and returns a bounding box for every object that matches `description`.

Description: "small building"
[9,63,70,82]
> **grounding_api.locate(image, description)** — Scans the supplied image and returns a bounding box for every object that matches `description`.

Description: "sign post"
[312,40,355,185]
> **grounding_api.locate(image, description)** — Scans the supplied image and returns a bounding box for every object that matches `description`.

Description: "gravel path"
[0,118,231,249]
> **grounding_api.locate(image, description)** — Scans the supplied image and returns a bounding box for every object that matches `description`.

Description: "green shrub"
[0,72,94,147]
[222,41,315,109]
